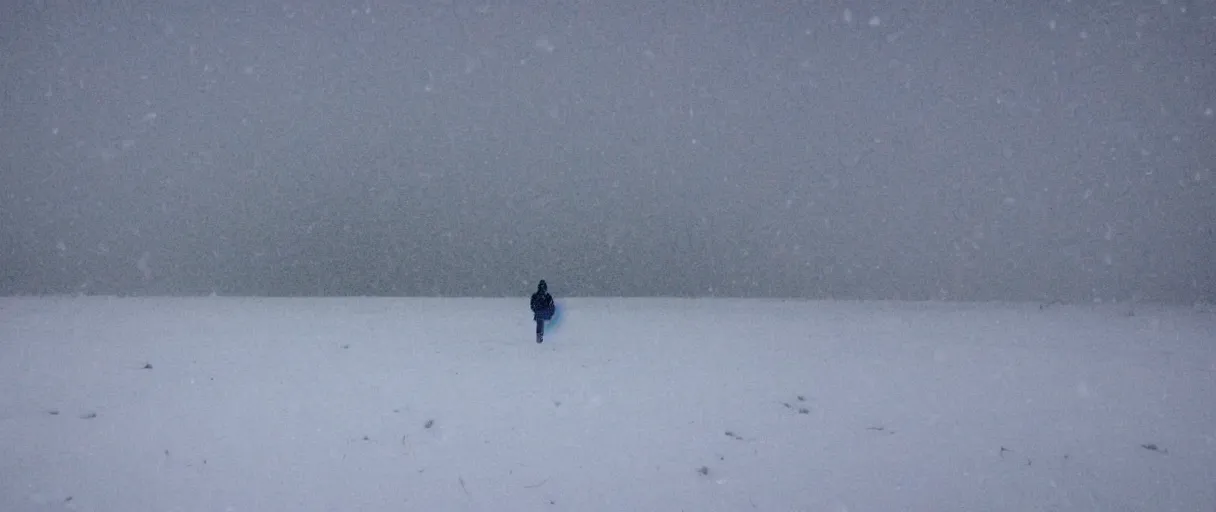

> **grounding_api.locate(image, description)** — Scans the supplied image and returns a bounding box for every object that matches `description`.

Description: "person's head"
[538,280,547,292]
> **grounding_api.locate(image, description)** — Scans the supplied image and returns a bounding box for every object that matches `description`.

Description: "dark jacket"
[530,280,555,321]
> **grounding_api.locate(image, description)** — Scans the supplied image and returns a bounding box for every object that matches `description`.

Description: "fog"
[1,1,1212,302]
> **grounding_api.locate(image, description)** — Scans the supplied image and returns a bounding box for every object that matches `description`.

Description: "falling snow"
[534,36,555,53]
[0,1,1210,305]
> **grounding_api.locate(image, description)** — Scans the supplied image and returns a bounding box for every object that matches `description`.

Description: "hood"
[537,280,547,293]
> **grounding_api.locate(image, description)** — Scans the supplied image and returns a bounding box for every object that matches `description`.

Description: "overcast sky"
[1,0,1212,302]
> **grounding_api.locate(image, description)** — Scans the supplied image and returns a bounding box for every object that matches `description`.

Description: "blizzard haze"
[1,1,1213,301]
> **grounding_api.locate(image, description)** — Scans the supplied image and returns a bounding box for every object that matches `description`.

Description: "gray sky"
[1,0,1213,302]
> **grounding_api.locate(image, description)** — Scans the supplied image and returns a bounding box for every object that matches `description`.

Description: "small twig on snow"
[1141,443,1168,454]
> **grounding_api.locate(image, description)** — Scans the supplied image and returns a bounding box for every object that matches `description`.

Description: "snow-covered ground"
[1,296,1213,511]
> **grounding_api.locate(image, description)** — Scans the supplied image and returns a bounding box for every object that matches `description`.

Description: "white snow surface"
[2,297,1214,511]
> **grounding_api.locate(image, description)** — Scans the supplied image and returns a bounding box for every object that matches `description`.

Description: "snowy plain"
[1,296,1214,511]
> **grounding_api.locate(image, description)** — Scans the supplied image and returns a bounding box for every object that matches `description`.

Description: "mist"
[1,1,1212,302]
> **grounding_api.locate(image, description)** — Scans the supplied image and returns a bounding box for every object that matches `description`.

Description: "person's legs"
[535,319,544,343]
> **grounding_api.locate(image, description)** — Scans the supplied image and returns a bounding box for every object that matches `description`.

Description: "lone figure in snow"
[530,280,556,344]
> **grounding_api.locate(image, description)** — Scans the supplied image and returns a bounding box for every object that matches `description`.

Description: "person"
[530,280,555,343]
